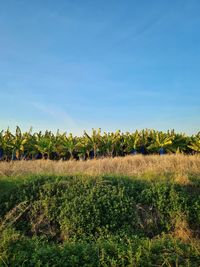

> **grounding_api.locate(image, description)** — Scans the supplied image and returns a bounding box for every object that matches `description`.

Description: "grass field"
[0,155,200,266]
[0,154,200,177]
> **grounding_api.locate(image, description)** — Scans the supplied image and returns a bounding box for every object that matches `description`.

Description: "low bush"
[0,174,199,266]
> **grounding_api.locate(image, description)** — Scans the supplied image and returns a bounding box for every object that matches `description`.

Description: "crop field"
[0,128,200,266]
[1,0,200,265]
[0,127,200,161]
[0,0,200,267]
[0,153,200,266]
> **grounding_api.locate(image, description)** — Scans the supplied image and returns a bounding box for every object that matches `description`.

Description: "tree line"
[0,127,199,160]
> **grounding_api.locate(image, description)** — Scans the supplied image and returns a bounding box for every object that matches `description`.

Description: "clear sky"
[0,0,199,135]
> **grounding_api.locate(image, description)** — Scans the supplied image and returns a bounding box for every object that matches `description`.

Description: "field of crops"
[0,127,200,161]
[0,155,200,266]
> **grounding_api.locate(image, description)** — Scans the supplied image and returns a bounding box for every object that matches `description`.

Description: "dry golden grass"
[0,155,199,180]
[173,217,193,242]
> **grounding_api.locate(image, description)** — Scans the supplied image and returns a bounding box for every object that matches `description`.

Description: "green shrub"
[0,174,200,266]
[1,175,200,239]
[0,229,199,267]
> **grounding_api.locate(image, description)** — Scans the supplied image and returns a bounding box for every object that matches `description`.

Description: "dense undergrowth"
[0,174,200,266]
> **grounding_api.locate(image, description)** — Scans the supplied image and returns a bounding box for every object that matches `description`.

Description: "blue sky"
[0,0,199,135]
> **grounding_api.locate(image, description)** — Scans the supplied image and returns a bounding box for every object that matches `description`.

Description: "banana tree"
[0,127,200,160]
[147,132,173,155]
[168,133,189,154]
[35,131,55,159]
[1,128,14,160]
[124,131,140,155]
[22,129,38,159]
[113,130,124,156]
[64,133,78,160]
[54,132,69,160]
[76,137,92,160]
[188,136,200,153]
[84,129,102,158]
[9,126,28,160]
[139,129,155,154]
[101,130,122,157]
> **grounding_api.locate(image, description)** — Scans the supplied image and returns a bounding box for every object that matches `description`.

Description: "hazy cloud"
[32,102,76,128]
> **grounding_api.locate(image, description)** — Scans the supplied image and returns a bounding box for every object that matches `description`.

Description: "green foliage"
[188,136,200,152]
[0,229,200,266]
[141,183,182,232]
[0,127,199,161]
[0,174,200,266]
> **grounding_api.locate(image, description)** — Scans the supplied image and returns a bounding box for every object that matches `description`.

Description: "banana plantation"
[0,127,199,161]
